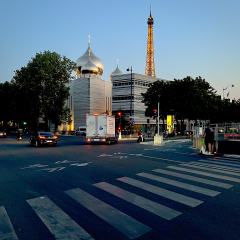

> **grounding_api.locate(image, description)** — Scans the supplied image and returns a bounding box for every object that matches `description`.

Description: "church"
[59,37,112,132]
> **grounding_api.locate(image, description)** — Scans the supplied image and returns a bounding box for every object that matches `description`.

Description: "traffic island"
[154,135,163,145]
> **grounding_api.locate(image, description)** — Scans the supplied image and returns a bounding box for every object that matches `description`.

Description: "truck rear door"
[97,115,107,137]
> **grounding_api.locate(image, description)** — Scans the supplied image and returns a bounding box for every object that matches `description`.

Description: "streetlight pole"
[158,101,160,135]
[127,66,133,136]
[223,84,234,99]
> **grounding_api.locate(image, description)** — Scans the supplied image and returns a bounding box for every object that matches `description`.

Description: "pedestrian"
[165,129,168,138]
[147,129,150,138]
[202,123,214,154]
[137,130,143,142]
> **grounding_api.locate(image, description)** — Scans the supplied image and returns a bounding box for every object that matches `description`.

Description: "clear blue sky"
[1,0,239,100]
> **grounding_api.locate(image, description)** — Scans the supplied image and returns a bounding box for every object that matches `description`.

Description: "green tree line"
[142,76,240,133]
[0,51,76,133]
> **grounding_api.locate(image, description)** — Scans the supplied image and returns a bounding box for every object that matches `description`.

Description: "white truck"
[86,114,118,144]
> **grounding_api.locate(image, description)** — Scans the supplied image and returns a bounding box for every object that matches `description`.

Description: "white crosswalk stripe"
[178,164,240,179]
[27,196,95,240]
[198,159,240,168]
[136,172,220,196]
[152,169,233,189]
[117,177,203,207]
[65,188,151,239]
[0,206,19,240]
[189,161,240,171]
[93,182,182,220]
[169,166,240,182]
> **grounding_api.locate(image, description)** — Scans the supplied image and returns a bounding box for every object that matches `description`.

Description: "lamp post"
[126,66,133,136]
[223,84,234,99]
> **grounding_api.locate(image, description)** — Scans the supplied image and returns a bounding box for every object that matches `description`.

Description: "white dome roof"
[76,45,104,75]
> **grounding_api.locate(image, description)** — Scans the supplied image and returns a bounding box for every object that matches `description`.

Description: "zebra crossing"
[1,158,240,240]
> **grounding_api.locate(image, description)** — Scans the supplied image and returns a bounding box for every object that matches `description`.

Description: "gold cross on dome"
[88,35,91,44]
[88,49,91,57]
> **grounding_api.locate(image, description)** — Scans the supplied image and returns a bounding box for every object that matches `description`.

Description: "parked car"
[30,132,58,147]
[76,126,86,136]
[0,131,6,138]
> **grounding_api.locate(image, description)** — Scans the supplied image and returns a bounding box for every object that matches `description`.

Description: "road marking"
[168,166,240,183]
[117,177,203,207]
[199,160,240,168]
[21,164,48,169]
[0,206,19,240]
[65,188,151,239]
[179,164,240,177]
[136,173,220,197]
[152,169,233,189]
[27,196,94,240]
[142,155,182,164]
[189,161,240,171]
[93,182,182,220]
[98,154,114,157]
[70,163,90,166]
[54,160,76,164]
[37,167,66,172]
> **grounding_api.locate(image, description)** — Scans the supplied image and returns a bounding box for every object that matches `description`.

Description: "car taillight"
[40,136,45,139]
[87,138,90,142]
[53,136,57,139]
[4,133,6,135]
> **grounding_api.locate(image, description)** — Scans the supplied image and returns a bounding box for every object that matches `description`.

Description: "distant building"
[112,72,170,131]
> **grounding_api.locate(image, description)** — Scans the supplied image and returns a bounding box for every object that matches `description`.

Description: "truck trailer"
[86,114,118,144]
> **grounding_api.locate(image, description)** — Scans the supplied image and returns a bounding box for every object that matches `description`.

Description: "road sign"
[132,121,135,125]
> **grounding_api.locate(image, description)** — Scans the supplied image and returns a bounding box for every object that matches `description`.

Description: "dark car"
[30,132,58,147]
[184,130,193,136]
[0,131,6,138]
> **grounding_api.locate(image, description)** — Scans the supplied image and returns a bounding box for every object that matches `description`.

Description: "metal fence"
[193,122,240,152]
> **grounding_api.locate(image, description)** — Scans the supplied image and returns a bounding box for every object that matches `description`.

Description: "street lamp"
[126,66,133,136]
[223,84,234,99]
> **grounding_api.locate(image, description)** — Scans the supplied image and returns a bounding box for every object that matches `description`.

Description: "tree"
[11,51,76,132]
[141,76,221,134]
[0,81,15,129]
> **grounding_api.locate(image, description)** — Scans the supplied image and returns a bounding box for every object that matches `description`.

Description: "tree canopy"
[141,76,240,133]
[11,51,76,132]
[0,81,15,128]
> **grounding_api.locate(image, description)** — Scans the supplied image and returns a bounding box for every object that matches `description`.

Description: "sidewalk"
[118,135,191,143]
[119,135,240,161]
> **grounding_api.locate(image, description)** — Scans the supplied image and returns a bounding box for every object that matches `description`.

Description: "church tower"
[145,7,156,77]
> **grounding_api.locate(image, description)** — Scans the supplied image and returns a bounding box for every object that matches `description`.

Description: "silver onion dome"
[76,45,104,75]
[81,57,99,74]
[110,60,123,82]
[111,65,123,76]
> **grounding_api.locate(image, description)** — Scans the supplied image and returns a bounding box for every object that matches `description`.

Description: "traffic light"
[117,111,122,117]
[23,121,27,125]
[153,109,157,117]
[118,127,121,130]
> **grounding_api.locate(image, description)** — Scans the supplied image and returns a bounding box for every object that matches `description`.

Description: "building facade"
[112,73,169,131]
[57,39,112,132]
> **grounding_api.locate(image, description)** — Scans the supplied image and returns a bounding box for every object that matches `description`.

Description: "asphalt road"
[0,134,240,240]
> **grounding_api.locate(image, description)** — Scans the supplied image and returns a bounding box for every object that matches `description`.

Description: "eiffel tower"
[145,7,156,77]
